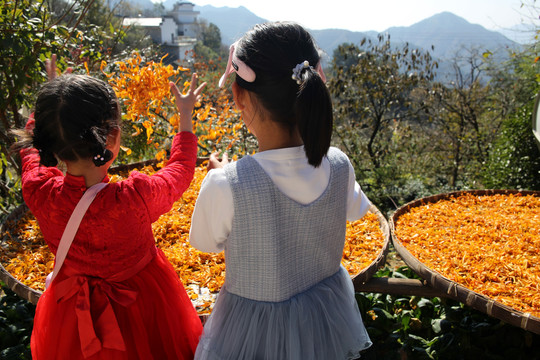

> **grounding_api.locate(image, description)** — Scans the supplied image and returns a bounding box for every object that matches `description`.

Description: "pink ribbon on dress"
[54,276,138,358]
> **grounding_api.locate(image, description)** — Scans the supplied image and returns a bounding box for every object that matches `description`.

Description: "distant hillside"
[117,2,521,77]
[309,29,377,60]
[384,12,518,60]
[196,7,519,58]
[195,5,266,45]
[497,23,538,45]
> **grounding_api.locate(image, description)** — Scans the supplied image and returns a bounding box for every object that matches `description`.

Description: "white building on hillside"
[122,2,199,63]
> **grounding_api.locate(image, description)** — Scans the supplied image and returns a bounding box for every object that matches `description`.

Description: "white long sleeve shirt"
[189,146,370,252]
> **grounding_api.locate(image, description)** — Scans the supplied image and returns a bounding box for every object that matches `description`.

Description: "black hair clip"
[92,148,113,167]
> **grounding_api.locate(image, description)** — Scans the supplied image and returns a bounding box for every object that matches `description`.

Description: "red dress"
[21,132,203,359]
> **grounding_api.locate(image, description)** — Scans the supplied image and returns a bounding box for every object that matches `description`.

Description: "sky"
[185,0,537,33]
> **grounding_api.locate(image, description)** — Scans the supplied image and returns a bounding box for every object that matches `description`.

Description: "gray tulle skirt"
[194,266,372,360]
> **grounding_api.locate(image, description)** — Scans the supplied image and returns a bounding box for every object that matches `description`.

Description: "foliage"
[0,0,158,221]
[328,33,539,215]
[105,52,187,163]
[103,51,256,163]
[358,267,540,360]
[483,102,540,190]
[428,48,506,188]
[482,34,540,190]
[3,268,539,360]
[200,22,223,55]
[329,34,437,171]
[0,0,79,220]
[328,35,441,213]
[0,282,35,359]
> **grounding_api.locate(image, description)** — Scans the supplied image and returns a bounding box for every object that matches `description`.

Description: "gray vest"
[223,147,349,302]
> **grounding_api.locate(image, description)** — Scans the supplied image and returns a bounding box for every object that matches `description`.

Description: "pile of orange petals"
[1,166,385,314]
[395,193,540,318]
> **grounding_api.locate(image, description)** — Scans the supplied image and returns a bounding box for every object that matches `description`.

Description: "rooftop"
[123,18,163,27]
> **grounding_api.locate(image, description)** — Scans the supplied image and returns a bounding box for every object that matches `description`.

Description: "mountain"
[308,29,377,60]
[497,23,537,45]
[117,2,521,67]
[194,5,267,45]
[383,12,518,60]
[195,7,519,59]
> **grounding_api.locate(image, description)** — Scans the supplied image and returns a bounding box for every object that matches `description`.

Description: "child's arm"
[189,168,233,253]
[169,73,206,133]
[346,160,371,221]
[127,74,206,222]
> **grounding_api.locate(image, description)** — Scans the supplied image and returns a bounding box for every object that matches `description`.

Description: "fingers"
[194,82,207,99]
[208,152,219,163]
[45,54,72,80]
[188,73,207,99]
[169,81,181,101]
[189,73,198,91]
[45,54,57,81]
[207,152,221,171]
[206,152,230,170]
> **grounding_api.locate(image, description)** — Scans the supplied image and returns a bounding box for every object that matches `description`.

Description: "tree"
[483,102,540,190]
[482,26,540,190]
[0,0,156,219]
[0,0,87,217]
[329,34,437,179]
[428,48,498,187]
[194,20,225,61]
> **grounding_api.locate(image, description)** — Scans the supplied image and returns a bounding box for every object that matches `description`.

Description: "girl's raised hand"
[170,73,206,133]
[45,54,72,82]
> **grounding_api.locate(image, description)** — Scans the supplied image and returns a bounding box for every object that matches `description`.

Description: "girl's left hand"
[207,152,229,170]
[45,54,72,82]
[170,73,207,133]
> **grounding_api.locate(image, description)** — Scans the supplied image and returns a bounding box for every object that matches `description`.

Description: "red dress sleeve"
[125,131,198,222]
[20,148,64,211]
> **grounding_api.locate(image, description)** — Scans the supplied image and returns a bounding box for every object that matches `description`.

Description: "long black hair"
[12,74,121,167]
[235,22,333,167]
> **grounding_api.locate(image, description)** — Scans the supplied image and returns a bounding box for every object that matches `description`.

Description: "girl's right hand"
[170,73,206,133]
[207,152,229,170]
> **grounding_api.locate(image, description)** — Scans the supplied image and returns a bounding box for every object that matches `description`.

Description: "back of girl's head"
[235,22,333,167]
[17,74,121,167]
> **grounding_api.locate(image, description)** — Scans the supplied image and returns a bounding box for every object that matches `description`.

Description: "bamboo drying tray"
[390,189,540,335]
[0,159,389,312]
[351,204,390,287]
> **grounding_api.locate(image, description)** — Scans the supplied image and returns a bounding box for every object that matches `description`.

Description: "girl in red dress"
[12,57,205,359]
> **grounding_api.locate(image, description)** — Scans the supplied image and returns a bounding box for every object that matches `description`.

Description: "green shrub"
[0,283,35,360]
[483,102,540,190]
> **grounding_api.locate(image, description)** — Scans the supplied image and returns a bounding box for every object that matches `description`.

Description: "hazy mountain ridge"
[383,12,518,60]
[196,5,266,44]
[194,6,519,60]
[121,2,521,63]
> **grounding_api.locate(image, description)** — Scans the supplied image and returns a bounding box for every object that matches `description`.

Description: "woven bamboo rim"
[0,204,40,305]
[390,189,540,335]
[351,204,390,288]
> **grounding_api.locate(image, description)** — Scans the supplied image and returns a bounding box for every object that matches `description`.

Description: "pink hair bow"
[219,41,257,88]
[218,41,327,88]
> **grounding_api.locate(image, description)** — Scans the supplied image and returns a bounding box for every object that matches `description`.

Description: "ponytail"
[295,67,333,167]
[234,22,334,168]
